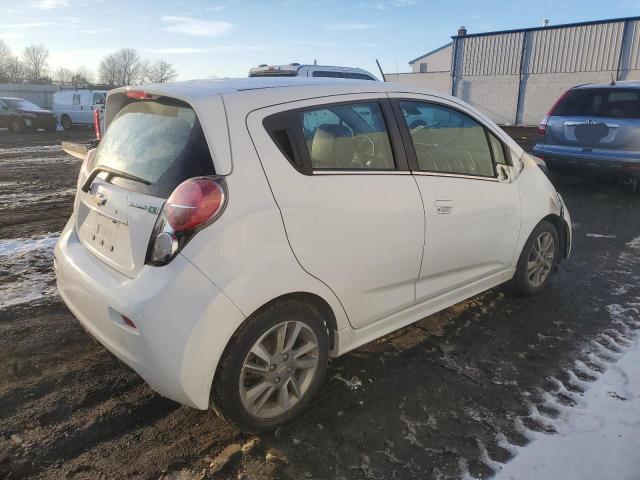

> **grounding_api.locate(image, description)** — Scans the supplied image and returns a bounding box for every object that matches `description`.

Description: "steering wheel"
[353,135,376,168]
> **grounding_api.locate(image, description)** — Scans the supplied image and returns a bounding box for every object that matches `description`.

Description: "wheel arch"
[541,213,570,261]
[209,290,338,409]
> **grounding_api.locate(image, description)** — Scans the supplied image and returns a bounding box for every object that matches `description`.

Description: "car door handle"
[435,200,454,214]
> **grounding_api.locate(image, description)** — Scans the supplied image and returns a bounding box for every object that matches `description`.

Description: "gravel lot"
[1,128,639,479]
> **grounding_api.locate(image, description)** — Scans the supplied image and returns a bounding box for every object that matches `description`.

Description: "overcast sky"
[0,0,635,81]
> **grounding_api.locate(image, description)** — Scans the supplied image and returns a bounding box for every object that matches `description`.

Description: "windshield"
[92,98,215,197]
[3,99,42,110]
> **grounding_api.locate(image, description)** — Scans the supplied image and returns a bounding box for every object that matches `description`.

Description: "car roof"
[573,81,640,90]
[110,77,403,100]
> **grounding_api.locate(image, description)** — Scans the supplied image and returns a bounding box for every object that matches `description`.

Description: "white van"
[249,63,378,81]
[53,90,107,130]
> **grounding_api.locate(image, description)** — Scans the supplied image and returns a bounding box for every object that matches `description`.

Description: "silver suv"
[534,81,640,188]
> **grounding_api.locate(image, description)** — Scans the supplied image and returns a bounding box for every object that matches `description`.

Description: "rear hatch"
[74,96,215,277]
[545,87,640,151]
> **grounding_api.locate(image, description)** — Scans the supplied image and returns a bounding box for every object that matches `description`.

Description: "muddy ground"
[1,127,639,479]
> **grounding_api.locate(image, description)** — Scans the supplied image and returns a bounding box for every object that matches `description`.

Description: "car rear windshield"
[92,98,215,198]
[553,88,640,119]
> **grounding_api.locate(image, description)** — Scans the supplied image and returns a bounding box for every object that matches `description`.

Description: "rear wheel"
[213,299,329,432]
[9,118,24,133]
[512,220,559,295]
[61,115,73,131]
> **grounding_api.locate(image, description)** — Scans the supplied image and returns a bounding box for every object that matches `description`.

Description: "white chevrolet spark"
[55,78,571,432]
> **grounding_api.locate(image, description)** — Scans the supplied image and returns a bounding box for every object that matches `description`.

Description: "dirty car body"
[55,77,571,432]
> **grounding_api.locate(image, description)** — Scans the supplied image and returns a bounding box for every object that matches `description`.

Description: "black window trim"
[263,97,410,175]
[390,98,510,180]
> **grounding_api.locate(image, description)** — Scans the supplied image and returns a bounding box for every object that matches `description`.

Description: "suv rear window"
[92,98,215,197]
[554,88,640,119]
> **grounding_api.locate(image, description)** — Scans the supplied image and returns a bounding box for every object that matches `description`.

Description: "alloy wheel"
[527,231,555,288]
[239,320,319,419]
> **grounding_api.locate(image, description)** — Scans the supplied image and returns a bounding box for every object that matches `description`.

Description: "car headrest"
[311,124,353,168]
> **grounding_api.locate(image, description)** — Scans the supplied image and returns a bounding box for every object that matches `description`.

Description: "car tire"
[213,298,329,433]
[61,115,73,131]
[9,118,24,134]
[512,220,559,296]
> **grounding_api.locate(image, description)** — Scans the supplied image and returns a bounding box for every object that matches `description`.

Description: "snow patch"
[0,233,59,310]
[495,332,640,480]
[585,233,616,239]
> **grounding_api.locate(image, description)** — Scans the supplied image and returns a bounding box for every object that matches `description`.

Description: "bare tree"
[22,44,50,81]
[74,65,95,84]
[99,53,119,86]
[99,48,146,87]
[145,59,178,83]
[0,40,14,82]
[4,56,25,83]
[54,66,74,85]
[116,48,145,86]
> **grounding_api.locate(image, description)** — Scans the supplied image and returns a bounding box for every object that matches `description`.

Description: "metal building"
[386,16,640,126]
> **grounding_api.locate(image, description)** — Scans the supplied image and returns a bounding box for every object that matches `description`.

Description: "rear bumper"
[54,218,245,409]
[533,144,640,176]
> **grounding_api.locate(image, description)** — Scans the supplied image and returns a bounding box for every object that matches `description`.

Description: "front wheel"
[213,299,329,432]
[512,220,559,295]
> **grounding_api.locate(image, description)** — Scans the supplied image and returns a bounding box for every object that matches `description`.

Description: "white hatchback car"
[55,78,571,432]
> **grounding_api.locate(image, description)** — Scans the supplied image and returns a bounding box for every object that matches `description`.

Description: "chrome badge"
[129,200,159,214]
[91,192,107,206]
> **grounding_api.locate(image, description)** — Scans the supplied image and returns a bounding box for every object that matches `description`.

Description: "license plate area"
[78,202,135,273]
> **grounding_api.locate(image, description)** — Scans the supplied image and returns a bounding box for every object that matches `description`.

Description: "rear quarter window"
[92,98,215,198]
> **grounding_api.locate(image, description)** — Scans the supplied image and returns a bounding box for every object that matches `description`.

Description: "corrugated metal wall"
[398,17,640,125]
[448,18,640,124]
[459,32,523,76]
[526,22,624,73]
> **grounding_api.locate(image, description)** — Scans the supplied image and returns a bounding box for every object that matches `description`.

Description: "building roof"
[409,15,640,66]
[451,15,640,39]
[409,42,452,65]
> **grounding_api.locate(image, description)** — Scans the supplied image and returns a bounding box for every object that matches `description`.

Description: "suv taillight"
[146,176,227,266]
[539,89,571,135]
[93,109,101,140]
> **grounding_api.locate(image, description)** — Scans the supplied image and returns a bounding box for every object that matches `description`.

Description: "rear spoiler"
[61,140,99,160]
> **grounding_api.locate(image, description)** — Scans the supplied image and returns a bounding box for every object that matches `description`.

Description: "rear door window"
[299,101,395,170]
[92,98,214,197]
[554,88,640,119]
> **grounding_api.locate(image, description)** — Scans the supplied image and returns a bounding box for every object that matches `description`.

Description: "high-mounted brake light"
[146,177,227,266]
[538,89,571,135]
[126,91,154,99]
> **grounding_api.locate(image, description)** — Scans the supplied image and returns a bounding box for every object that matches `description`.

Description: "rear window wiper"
[81,166,151,193]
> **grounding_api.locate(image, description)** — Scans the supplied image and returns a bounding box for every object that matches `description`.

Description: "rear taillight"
[166,178,224,232]
[146,176,227,266]
[539,89,571,135]
[93,109,101,140]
